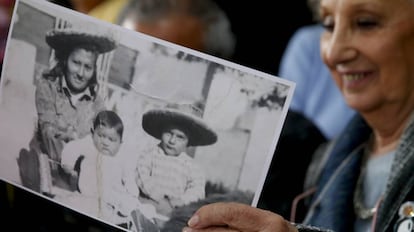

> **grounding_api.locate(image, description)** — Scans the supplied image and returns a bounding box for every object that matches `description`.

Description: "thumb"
[187,202,297,232]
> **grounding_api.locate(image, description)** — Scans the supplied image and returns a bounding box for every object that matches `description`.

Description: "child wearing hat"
[134,103,217,226]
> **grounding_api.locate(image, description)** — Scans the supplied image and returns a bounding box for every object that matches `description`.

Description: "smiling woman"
[64,48,97,94]
[18,27,117,195]
[182,0,414,231]
[320,0,414,117]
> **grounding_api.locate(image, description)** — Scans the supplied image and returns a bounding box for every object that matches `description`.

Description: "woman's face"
[65,48,97,94]
[320,0,414,114]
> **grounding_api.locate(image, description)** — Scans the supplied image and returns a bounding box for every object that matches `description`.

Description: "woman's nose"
[322,27,357,67]
[76,65,86,77]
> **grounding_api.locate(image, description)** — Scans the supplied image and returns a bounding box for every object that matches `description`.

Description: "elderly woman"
[19,28,117,193]
[182,0,414,231]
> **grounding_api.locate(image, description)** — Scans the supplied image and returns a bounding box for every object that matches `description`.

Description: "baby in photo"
[57,110,128,224]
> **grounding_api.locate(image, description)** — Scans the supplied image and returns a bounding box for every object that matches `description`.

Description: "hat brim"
[46,29,116,54]
[142,109,217,146]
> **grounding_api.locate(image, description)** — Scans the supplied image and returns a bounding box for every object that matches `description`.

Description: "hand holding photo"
[0,0,294,231]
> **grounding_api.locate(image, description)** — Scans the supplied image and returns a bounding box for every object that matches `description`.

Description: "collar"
[156,144,186,158]
[317,114,372,189]
[60,76,93,106]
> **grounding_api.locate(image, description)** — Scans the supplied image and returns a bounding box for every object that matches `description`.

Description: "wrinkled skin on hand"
[183,202,298,232]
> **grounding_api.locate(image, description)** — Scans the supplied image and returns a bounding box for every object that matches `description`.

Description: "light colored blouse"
[135,145,206,210]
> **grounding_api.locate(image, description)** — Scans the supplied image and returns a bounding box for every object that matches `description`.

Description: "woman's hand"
[52,124,77,142]
[183,202,298,232]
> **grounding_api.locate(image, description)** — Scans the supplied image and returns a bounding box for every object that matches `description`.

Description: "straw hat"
[45,28,116,54]
[142,104,217,146]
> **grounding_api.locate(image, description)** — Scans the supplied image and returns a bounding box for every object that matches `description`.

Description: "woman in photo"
[19,26,117,194]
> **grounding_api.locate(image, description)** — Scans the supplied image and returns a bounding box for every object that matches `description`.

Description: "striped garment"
[135,145,206,208]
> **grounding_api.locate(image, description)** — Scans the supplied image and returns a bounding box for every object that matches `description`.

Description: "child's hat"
[45,27,117,54]
[142,103,217,146]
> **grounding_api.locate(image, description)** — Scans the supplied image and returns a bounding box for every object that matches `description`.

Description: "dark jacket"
[303,113,414,232]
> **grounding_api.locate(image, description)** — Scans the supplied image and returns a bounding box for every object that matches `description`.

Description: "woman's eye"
[322,22,334,32]
[321,16,334,32]
[356,19,378,29]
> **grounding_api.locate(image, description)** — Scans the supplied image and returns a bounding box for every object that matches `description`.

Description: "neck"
[370,137,399,156]
[362,104,414,156]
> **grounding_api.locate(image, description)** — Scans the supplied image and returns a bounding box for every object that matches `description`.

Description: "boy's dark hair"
[93,110,124,140]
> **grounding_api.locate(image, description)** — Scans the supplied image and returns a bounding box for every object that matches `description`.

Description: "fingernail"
[188,215,199,227]
[183,226,193,232]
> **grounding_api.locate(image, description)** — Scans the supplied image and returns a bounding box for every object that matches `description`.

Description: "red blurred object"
[0,0,14,66]
[0,0,14,7]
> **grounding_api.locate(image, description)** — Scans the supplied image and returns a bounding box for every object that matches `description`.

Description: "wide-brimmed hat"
[45,28,116,54]
[142,104,217,146]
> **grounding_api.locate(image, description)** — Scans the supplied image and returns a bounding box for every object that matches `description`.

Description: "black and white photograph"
[0,0,294,231]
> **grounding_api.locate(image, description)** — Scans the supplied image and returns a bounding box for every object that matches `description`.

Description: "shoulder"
[143,145,160,154]
[136,145,159,160]
[179,153,201,169]
[179,152,194,161]
[35,74,60,91]
[36,75,52,87]
[89,95,105,113]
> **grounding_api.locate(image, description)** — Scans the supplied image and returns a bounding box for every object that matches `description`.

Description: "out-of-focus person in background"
[116,0,235,59]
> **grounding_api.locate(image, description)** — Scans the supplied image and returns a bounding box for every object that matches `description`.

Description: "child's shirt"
[60,135,133,224]
[135,145,206,209]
